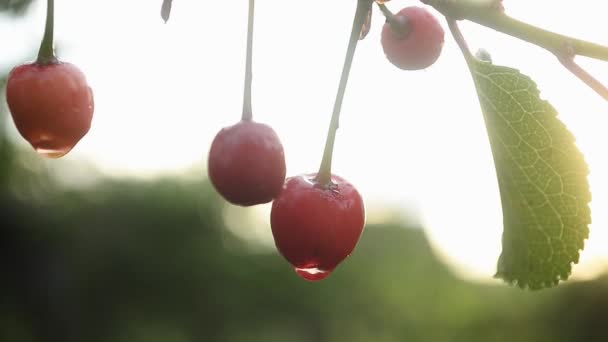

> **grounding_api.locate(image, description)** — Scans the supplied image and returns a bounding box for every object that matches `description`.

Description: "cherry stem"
[557,54,608,102]
[377,2,409,39]
[241,0,254,121]
[447,19,473,62]
[316,0,372,187]
[377,3,393,19]
[37,0,57,65]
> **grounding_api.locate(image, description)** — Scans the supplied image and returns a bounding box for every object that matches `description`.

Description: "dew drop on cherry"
[35,147,70,159]
[295,267,333,281]
[31,134,72,159]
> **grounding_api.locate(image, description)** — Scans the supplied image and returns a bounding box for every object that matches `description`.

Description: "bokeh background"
[2,0,608,341]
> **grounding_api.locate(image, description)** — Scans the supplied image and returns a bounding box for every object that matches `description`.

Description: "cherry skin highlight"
[381,6,445,70]
[270,173,366,281]
[6,61,94,158]
[208,120,286,206]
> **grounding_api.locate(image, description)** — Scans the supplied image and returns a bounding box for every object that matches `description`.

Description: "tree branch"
[422,0,608,61]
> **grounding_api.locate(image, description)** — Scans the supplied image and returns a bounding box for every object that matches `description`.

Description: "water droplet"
[294,267,332,281]
[31,134,72,158]
[34,146,71,159]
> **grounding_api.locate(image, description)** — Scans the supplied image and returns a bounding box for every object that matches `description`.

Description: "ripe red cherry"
[6,61,94,158]
[270,173,365,281]
[208,120,286,206]
[381,6,444,70]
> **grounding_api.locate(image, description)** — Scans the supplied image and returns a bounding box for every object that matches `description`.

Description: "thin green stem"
[557,56,608,101]
[422,0,608,61]
[377,3,392,18]
[316,0,372,187]
[37,0,57,64]
[447,19,473,63]
[241,0,254,121]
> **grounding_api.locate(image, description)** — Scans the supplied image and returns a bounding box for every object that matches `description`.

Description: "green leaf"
[468,58,591,290]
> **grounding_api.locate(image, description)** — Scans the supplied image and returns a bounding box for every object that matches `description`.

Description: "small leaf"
[359,7,372,40]
[161,0,173,23]
[468,58,591,290]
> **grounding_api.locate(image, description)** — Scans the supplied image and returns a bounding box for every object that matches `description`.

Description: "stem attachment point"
[37,0,57,65]
[556,45,608,101]
[378,3,410,39]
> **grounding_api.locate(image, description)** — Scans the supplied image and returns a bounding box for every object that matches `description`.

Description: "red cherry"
[381,6,444,70]
[6,61,94,158]
[208,120,286,206]
[270,173,365,281]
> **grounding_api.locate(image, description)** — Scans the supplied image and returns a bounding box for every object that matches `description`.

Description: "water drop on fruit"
[295,267,333,281]
[271,173,365,281]
[6,61,94,158]
[33,135,73,158]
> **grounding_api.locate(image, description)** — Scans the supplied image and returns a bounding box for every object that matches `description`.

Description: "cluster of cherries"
[206,1,445,281]
[4,0,445,281]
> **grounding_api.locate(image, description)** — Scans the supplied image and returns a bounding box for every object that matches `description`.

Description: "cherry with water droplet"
[5,61,95,158]
[270,173,366,281]
[381,6,445,70]
[208,119,286,206]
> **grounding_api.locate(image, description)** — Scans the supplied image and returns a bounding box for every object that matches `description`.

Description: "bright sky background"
[1,0,607,283]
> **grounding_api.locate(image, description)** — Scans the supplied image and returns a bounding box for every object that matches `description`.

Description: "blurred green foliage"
[0,0,34,15]
[2,147,608,342]
[1,77,608,341]
[2,3,608,341]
